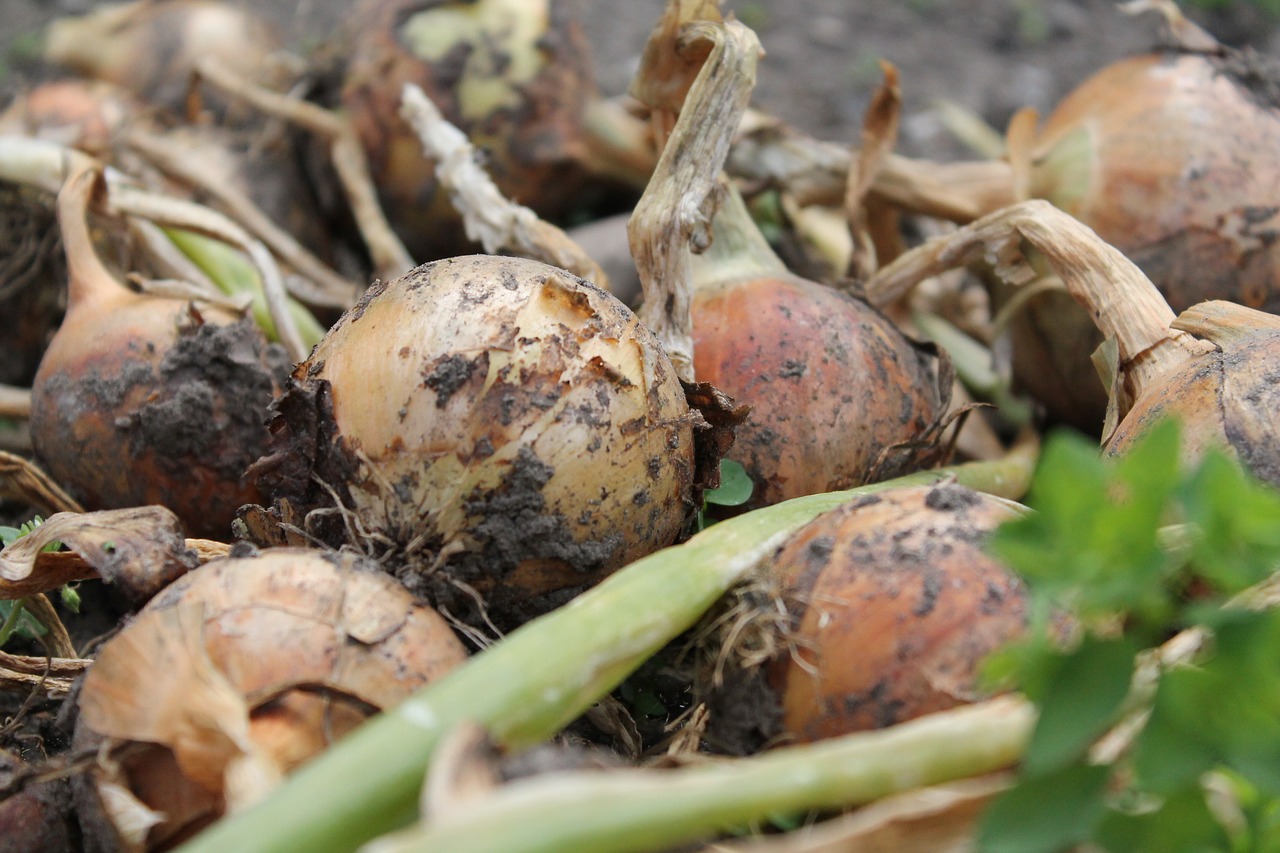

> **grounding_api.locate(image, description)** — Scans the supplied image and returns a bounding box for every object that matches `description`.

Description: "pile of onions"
[72,547,467,851]
[996,6,1280,429]
[29,166,287,539]
[248,254,702,628]
[340,0,602,258]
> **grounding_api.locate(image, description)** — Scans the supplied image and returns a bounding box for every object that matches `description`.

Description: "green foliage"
[978,419,1280,853]
[693,459,754,532]
[0,516,72,647]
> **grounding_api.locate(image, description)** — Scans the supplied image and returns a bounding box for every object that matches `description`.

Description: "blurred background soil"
[1,0,1277,162]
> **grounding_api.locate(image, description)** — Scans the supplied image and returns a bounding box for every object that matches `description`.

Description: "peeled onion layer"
[249,255,705,628]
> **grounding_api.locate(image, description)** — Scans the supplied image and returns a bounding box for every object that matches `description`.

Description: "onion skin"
[693,274,950,508]
[341,0,597,258]
[763,482,1029,742]
[250,255,697,626]
[73,547,468,852]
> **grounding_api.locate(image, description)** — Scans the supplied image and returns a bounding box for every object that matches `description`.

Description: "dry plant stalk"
[844,61,904,280]
[399,83,611,289]
[0,385,30,420]
[194,56,415,282]
[866,200,1215,431]
[0,451,84,516]
[627,3,762,381]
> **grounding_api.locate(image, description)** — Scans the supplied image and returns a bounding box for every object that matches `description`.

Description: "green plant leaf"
[976,763,1111,853]
[1094,787,1228,853]
[1022,635,1137,776]
[705,459,753,507]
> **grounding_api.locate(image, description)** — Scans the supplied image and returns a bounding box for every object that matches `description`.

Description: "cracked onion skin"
[764,482,1030,743]
[250,255,697,626]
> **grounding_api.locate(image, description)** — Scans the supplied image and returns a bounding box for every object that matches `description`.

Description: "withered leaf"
[0,506,198,602]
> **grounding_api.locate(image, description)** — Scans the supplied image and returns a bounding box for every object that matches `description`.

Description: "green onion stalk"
[179,443,1036,853]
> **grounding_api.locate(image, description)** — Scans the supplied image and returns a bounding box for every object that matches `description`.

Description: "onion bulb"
[44,0,282,114]
[29,166,287,539]
[690,186,952,508]
[248,254,700,628]
[340,0,599,258]
[1000,16,1280,429]
[72,547,467,851]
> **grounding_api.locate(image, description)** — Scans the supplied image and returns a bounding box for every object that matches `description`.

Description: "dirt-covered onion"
[248,254,701,628]
[72,547,468,852]
[340,0,602,258]
[29,166,287,539]
[708,481,1030,750]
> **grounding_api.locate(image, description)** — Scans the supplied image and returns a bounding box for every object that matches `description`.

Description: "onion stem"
[177,445,1038,853]
[367,698,1033,853]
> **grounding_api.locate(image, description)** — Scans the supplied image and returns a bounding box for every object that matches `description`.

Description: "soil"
[2,1,1277,160]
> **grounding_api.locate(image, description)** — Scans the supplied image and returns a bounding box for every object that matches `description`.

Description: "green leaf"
[976,763,1111,853]
[1022,636,1137,776]
[1181,448,1280,597]
[60,584,81,614]
[704,459,753,507]
[1094,787,1229,853]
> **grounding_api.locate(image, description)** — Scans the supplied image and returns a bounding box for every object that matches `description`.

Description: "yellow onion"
[690,187,952,508]
[72,547,468,851]
[704,481,1030,751]
[340,0,601,258]
[248,255,700,627]
[29,166,287,539]
[1002,27,1280,430]
[44,0,282,114]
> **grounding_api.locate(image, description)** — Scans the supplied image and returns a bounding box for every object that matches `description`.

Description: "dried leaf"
[846,61,902,279]
[0,506,197,601]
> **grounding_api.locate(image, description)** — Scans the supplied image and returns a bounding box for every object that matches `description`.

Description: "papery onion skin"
[73,547,468,852]
[250,255,697,626]
[692,274,951,509]
[763,482,1030,743]
[341,0,598,258]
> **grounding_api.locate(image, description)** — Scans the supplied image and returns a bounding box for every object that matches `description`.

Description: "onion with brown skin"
[29,166,288,539]
[247,254,703,630]
[870,200,1280,486]
[689,186,953,508]
[72,547,468,852]
[706,481,1030,751]
[991,5,1280,430]
[340,0,607,259]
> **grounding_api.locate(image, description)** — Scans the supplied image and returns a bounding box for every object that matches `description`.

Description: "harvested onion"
[72,547,467,851]
[766,482,1029,741]
[341,0,600,258]
[248,254,701,628]
[29,166,287,539]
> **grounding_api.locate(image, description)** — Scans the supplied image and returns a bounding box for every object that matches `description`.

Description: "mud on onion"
[248,254,723,629]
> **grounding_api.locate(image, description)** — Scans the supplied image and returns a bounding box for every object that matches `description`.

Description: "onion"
[247,254,702,628]
[29,166,287,539]
[689,187,953,508]
[72,547,468,851]
[625,5,951,511]
[998,9,1280,429]
[44,0,282,114]
[705,481,1030,751]
[870,200,1280,485]
[340,0,600,258]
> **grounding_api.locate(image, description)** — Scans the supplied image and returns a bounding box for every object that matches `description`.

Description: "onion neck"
[57,165,130,311]
[688,180,789,291]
